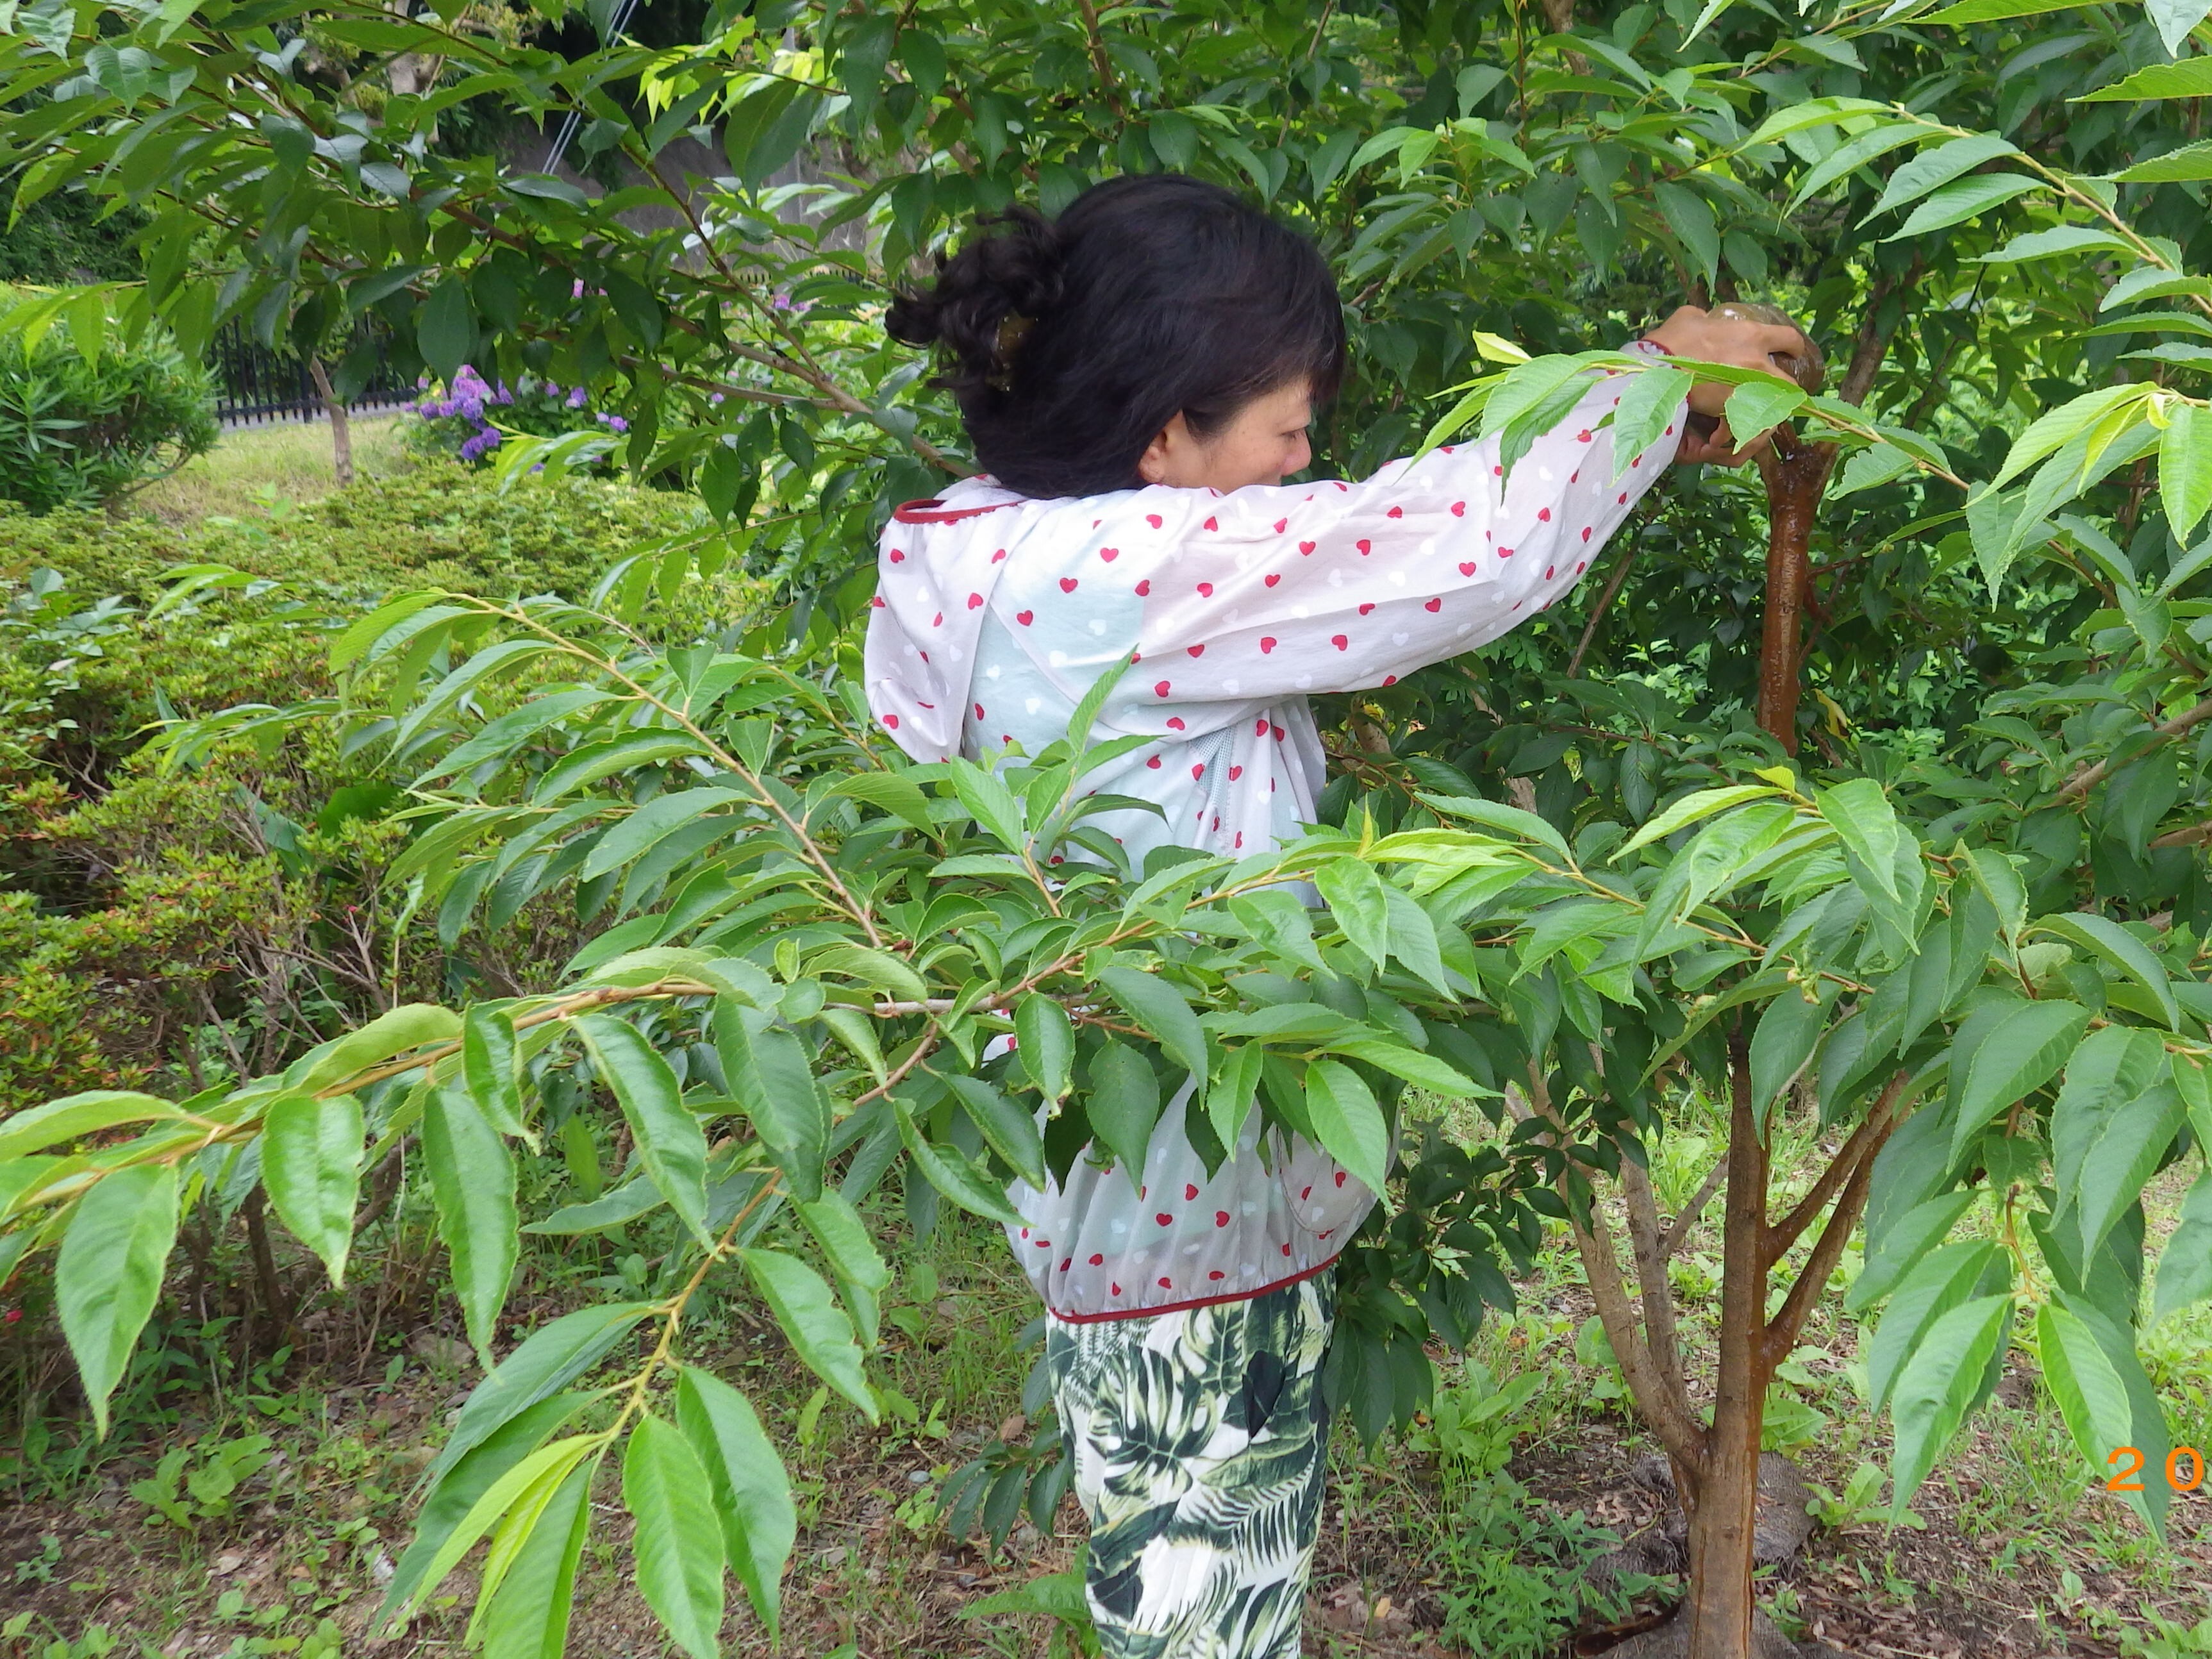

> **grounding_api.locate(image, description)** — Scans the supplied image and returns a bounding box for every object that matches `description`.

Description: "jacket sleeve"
[1122,350,1685,703]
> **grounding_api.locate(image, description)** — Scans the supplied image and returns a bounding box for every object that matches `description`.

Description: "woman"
[865,173,1799,1658]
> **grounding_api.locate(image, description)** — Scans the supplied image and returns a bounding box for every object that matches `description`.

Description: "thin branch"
[1760,1071,1907,1270]
[1074,0,1128,120]
[2061,696,2212,799]
[1658,1157,1726,1262]
[1619,1151,1694,1426]
[1567,538,1642,676]
[1762,1107,1895,1367]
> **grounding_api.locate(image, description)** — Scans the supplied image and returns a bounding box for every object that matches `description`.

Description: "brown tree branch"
[1763,1108,1895,1367]
[1659,1155,1727,1262]
[2060,695,2212,799]
[1760,1071,1908,1271]
[1074,0,1128,120]
[1619,1152,1694,1424]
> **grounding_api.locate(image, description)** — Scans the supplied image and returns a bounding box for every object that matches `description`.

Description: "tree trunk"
[309,358,353,487]
[1751,431,1834,751]
[1681,1030,1773,1658]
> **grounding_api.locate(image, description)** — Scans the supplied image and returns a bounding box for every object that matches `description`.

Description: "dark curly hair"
[886,174,1345,499]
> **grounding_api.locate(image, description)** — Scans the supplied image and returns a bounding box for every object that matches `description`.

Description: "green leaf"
[2031,914,2181,1031]
[1324,1040,1480,1097]
[388,1435,602,1624]
[1313,858,1392,974]
[2152,1171,2212,1323]
[463,1005,528,1138]
[1964,849,2027,944]
[1749,988,1826,1128]
[1977,226,2137,263]
[0,1090,183,1160]
[676,1365,797,1641]
[2116,139,2212,182]
[1925,0,2076,19]
[286,1003,460,1095]
[1015,994,1075,1102]
[713,1001,829,1204]
[1617,785,1780,855]
[262,1092,363,1287]
[1865,133,2018,222]
[424,1083,519,1365]
[1992,383,2150,491]
[2159,403,2212,544]
[1867,1240,2006,1410]
[1206,1042,1264,1153]
[1883,173,2042,240]
[1815,778,1902,902]
[1717,376,1806,443]
[1948,999,2090,1167]
[739,1247,876,1419]
[1888,1294,2011,1514]
[1086,1040,1162,1181]
[423,1305,651,1493]
[942,1073,1046,1190]
[1304,1060,1390,1196]
[576,1013,709,1242]
[2036,1303,2170,1539]
[2050,1027,2186,1262]
[2077,57,2212,101]
[580,787,749,883]
[1849,1190,1979,1313]
[56,1163,179,1437]
[891,1095,1025,1226]
[1609,362,1696,474]
[474,1458,592,1659]
[1786,121,1940,210]
[622,1417,725,1659]
[418,279,474,381]
[796,1190,888,1347]
[1652,182,1718,285]
[1095,965,1209,1080]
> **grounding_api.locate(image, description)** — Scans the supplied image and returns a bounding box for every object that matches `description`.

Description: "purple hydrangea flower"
[567,387,588,409]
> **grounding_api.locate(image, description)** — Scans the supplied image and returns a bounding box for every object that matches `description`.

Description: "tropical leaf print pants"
[1045,1272,1335,1659]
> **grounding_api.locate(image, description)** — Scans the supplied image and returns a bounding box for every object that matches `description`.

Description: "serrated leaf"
[739,1247,876,1419]
[1889,1293,2011,1513]
[1865,133,2018,222]
[0,1090,183,1160]
[2077,56,2212,100]
[424,1083,518,1364]
[1618,785,1781,855]
[56,1163,179,1437]
[577,1013,709,1242]
[1085,1039,1161,1181]
[1948,999,2090,1167]
[1868,1240,2006,1410]
[2152,1170,2212,1322]
[943,1073,1046,1189]
[2037,1303,2170,1539]
[2050,1026,2186,1262]
[891,1095,1025,1227]
[1015,994,1075,1102]
[1095,966,1209,1080]
[676,1366,796,1641]
[714,1001,829,1205]
[262,1092,363,1287]
[622,1417,725,1659]
[1609,362,1695,476]
[1817,778,1904,902]
[474,1458,592,1659]
[2159,403,2212,542]
[1883,173,2042,240]
[1304,1060,1390,1196]
[1313,858,1392,974]
[463,1005,527,1138]
[2031,914,2181,1030]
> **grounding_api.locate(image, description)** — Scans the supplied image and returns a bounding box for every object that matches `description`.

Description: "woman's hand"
[1642,304,1813,467]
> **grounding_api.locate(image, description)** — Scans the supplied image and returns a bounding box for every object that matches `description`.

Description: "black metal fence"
[210,321,415,426]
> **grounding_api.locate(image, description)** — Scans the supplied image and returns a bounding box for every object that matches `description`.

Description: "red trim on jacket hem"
[891,497,1018,524]
[1042,1253,1342,1324]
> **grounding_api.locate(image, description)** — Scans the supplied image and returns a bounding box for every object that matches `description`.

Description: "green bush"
[0,458,708,601]
[0,290,218,513]
[0,463,754,1108]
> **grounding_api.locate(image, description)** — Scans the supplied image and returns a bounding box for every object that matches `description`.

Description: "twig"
[2059,694,2212,799]
[1567,539,1641,676]
[1074,0,1127,120]
[1619,1153,1692,1421]
[1759,1072,1906,1271]
[1658,1157,1726,1262]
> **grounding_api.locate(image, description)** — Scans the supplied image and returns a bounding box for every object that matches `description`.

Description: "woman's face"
[1136,380,1315,494]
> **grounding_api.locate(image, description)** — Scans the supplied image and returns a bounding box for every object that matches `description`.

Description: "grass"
[135,414,415,524]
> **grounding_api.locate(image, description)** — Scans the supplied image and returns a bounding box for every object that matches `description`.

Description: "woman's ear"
[1136,413,1190,486]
